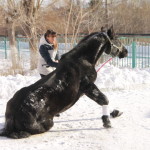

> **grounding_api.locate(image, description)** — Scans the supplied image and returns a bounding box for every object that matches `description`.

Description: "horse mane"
[78,32,99,44]
[60,32,100,61]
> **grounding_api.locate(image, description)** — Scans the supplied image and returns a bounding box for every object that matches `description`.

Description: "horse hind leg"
[25,118,54,136]
[0,114,54,138]
[0,128,7,137]
[4,119,54,139]
[7,131,31,139]
[0,116,29,139]
[3,120,54,139]
[0,127,31,139]
[42,118,54,131]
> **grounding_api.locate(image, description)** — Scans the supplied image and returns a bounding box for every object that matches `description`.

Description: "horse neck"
[61,33,108,65]
[94,43,107,65]
[81,39,107,65]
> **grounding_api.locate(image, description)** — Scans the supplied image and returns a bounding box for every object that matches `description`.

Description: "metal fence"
[0,36,150,68]
[0,37,30,59]
[106,36,150,68]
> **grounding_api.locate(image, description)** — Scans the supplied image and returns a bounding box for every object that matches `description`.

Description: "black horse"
[0,26,127,139]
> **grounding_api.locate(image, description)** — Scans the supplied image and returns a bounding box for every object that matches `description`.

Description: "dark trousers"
[40,74,46,78]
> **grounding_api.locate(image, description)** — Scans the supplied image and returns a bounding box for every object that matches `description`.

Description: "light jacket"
[37,35,58,75]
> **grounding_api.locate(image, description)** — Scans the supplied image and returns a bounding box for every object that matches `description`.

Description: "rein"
[96,58,113,72]
[95,32,122,72]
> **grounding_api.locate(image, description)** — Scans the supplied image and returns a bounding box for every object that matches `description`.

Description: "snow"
[0,64,150,150]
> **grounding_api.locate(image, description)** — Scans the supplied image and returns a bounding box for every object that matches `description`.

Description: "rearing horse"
[0,26,128,139]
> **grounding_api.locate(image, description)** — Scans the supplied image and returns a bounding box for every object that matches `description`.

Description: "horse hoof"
[103,123,112,128]
[110,109,123,118]
[102,115,111,128]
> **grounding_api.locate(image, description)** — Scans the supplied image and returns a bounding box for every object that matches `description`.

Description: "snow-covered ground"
[0,64,150,150]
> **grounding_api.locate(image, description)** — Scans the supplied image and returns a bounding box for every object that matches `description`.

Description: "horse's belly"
[56,90,79,113]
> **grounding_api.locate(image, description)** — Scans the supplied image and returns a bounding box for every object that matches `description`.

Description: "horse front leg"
[84,83,111,128]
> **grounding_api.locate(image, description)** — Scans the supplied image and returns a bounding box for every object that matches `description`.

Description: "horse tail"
[0,129,31,139]
[0,116,31,139]
[0,115,14,137]
[0,128,7,136]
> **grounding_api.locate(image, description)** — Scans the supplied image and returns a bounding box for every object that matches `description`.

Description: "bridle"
[102,32,124,55]
[96,32,124,72]
[96,57,112,72]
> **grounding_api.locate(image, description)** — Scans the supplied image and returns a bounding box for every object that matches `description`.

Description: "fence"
[0,35,150,68]
[0,37,30,60]
[106,36,150,68]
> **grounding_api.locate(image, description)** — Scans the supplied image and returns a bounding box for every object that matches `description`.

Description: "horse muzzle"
[118,48,128,58]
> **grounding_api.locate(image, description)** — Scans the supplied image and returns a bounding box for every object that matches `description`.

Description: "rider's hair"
[44,29,58,50]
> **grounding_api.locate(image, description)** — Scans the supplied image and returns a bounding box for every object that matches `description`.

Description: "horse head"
[61,26,128,65]
[103,26,128,58]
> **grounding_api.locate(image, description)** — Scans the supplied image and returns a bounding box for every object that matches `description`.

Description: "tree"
[44,0,105,50]
[87,0,105,33]
[0,0,21,71]
[20,0,44,70]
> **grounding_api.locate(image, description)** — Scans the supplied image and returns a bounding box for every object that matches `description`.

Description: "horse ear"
[107,25,115,39]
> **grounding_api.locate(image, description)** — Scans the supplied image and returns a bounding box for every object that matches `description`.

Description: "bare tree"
[87,0,105,33]
[0,0,150,74]
[0,0,21,71]
[20,0,44,70]
[45,0,105,50]
[109,0,150,34]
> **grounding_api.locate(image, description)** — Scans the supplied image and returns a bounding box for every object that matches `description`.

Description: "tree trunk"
[105,0,109,29]
[29,36,38,70]
[22,0,39,70]
[23,23,38,70]
[7,22,20,69]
